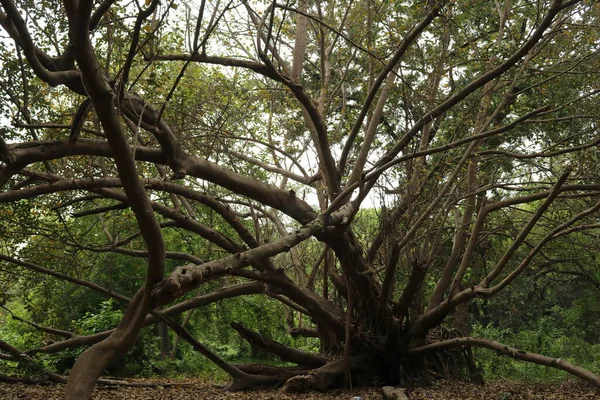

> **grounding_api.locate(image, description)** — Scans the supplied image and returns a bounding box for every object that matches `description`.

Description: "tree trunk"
[65,289,152,399]
[170,309,194,359]
[157,321,170,359]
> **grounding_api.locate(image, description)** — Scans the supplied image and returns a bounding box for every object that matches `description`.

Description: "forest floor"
[0,378,599,399]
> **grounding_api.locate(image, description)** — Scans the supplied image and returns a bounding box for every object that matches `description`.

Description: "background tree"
[0,0,600,398]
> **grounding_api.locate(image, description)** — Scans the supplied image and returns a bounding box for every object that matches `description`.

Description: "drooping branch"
[0,170,262,255]
[31,282,265,355]
[0,254,130,304]
[90,186,243,254]
[0,305,77,339]
[407,337,600,386]
[231,322,328,368]
[71,203,128,218]
[2,167,262,257]
[233,269,343,332]
[155,314,283,391]
[227,150,314,185]
[80,246,204,265]
[0,339,66,384]
[156,51,341,195]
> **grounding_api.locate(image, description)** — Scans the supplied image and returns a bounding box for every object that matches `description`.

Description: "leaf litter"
[1,379,599,399]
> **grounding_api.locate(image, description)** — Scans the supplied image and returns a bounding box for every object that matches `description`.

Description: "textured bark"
[60,1,166,395]
[382,386,409,400]
[282,354,374,393]
[64,290,153,399]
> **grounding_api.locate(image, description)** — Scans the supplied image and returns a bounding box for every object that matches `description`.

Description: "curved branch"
[1,305,77,339]
[231,322,327,367]
[0,2,79,87]
[0,254,130,303]
[7,139,316,224]
[407,336,600,386]
[29,282,264,355]
[0,339,66,384]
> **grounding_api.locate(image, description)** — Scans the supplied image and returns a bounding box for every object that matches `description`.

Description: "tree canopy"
[0,0,600,398]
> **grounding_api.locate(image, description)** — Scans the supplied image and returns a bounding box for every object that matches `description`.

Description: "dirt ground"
[0,379,598,399]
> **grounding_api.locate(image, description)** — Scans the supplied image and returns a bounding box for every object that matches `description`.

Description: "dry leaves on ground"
[1,379,599,399]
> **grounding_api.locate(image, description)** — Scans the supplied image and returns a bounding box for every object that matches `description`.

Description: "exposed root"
[282,354,373,393]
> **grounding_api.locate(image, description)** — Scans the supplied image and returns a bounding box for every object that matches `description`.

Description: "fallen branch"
[95,379,193,388]
[0,374,54,384]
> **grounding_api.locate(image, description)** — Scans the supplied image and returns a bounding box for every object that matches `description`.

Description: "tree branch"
[407,336,600,386]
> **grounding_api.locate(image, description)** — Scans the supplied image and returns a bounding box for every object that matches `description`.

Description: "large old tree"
[1,0,600,398]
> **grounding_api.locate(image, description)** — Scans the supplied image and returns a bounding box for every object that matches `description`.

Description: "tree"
[0,0,600,398]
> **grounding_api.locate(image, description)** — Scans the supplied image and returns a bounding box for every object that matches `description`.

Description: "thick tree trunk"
[65,289,152,399]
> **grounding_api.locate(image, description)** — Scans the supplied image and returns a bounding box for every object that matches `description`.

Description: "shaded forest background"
[3,209,600,383]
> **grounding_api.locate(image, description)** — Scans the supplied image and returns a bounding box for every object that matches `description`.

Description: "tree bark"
[232,322,327,368]
[382,386,409,400]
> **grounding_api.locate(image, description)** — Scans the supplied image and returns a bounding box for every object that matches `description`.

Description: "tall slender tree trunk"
[157,321,170,359]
